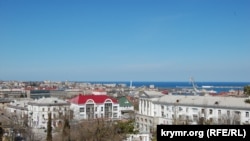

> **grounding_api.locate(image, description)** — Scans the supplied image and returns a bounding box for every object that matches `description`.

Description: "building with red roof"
[69,94,120,120]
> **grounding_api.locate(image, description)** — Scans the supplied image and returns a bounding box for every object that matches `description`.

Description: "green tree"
[115,120,139,134]
[47,112,52,141]
[244,86,250,95]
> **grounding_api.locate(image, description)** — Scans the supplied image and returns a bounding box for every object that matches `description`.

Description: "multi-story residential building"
[6,98,32,118]
[135,91,164,133]
[0,88,25,98]
[136,92,250,133]
[69,94,120,120]
[27,97,70,128]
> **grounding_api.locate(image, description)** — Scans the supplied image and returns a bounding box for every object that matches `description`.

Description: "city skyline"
[0,0,250,82]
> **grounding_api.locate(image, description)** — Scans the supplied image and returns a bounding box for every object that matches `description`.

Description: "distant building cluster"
[0,80,249,141]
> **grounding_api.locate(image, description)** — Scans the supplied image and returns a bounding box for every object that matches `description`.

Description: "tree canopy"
[115,120,139,134]
[244,85,250,95]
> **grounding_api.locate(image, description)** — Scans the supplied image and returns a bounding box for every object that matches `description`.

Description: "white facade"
[92,91,107,95]
[70,100,120,120]
[124,133,151,141]
[27,97,70,128]
[120,105,134,111]
[136,92,250,133]
[70,97,120,120]
[6,98,32,118]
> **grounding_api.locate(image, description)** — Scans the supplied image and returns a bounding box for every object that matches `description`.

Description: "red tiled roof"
[69,94,118,105]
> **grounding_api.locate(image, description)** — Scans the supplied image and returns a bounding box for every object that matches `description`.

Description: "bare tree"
[62,118,70,141]
[54,118,139,141]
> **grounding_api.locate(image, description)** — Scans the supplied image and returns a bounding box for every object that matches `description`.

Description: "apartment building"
[69,94,120,120]
[27,97,70,128]
[135,92,250,133]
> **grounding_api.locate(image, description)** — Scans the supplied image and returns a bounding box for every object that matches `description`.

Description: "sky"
[0,0,250,82]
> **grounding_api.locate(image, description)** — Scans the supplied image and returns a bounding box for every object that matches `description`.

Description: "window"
[172,107,175,111]
[192,108,198,112]
[193,115,198,121]
[201,109,205,114]
[179,107,183,111]
[218,110,221,115]
[227,111,230,116]
[48,108,50,111]
[209,118,213,123]
[113,113,117,118]
[104,103,112,118]
[42,108,45,112]
[80,107,84,112]
[246,112,249,117]
[209,109,213,114]
[113,106,118,111]
[101,107,103,111]
[161,105,164,109]
[218,118,222,123]
[95,107,97,112]
[86,107,90,112]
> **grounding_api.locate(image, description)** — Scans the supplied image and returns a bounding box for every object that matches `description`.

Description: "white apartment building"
[6,99,31,116]
[6,98,32,125]
[136,92,250,133]
[69,94,120,120]
[27,97,70,128]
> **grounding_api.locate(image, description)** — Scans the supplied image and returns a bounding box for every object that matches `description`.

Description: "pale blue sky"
[0,0,249,82]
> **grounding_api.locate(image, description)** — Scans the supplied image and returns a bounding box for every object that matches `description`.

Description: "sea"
[83,81,250,93]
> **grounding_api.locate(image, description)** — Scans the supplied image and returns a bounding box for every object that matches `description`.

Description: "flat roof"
[152,95,250,110]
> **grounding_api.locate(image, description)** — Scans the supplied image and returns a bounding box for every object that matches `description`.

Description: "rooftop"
[154,95,250,110]
[28,97,70,106]
[69,94,118,105]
